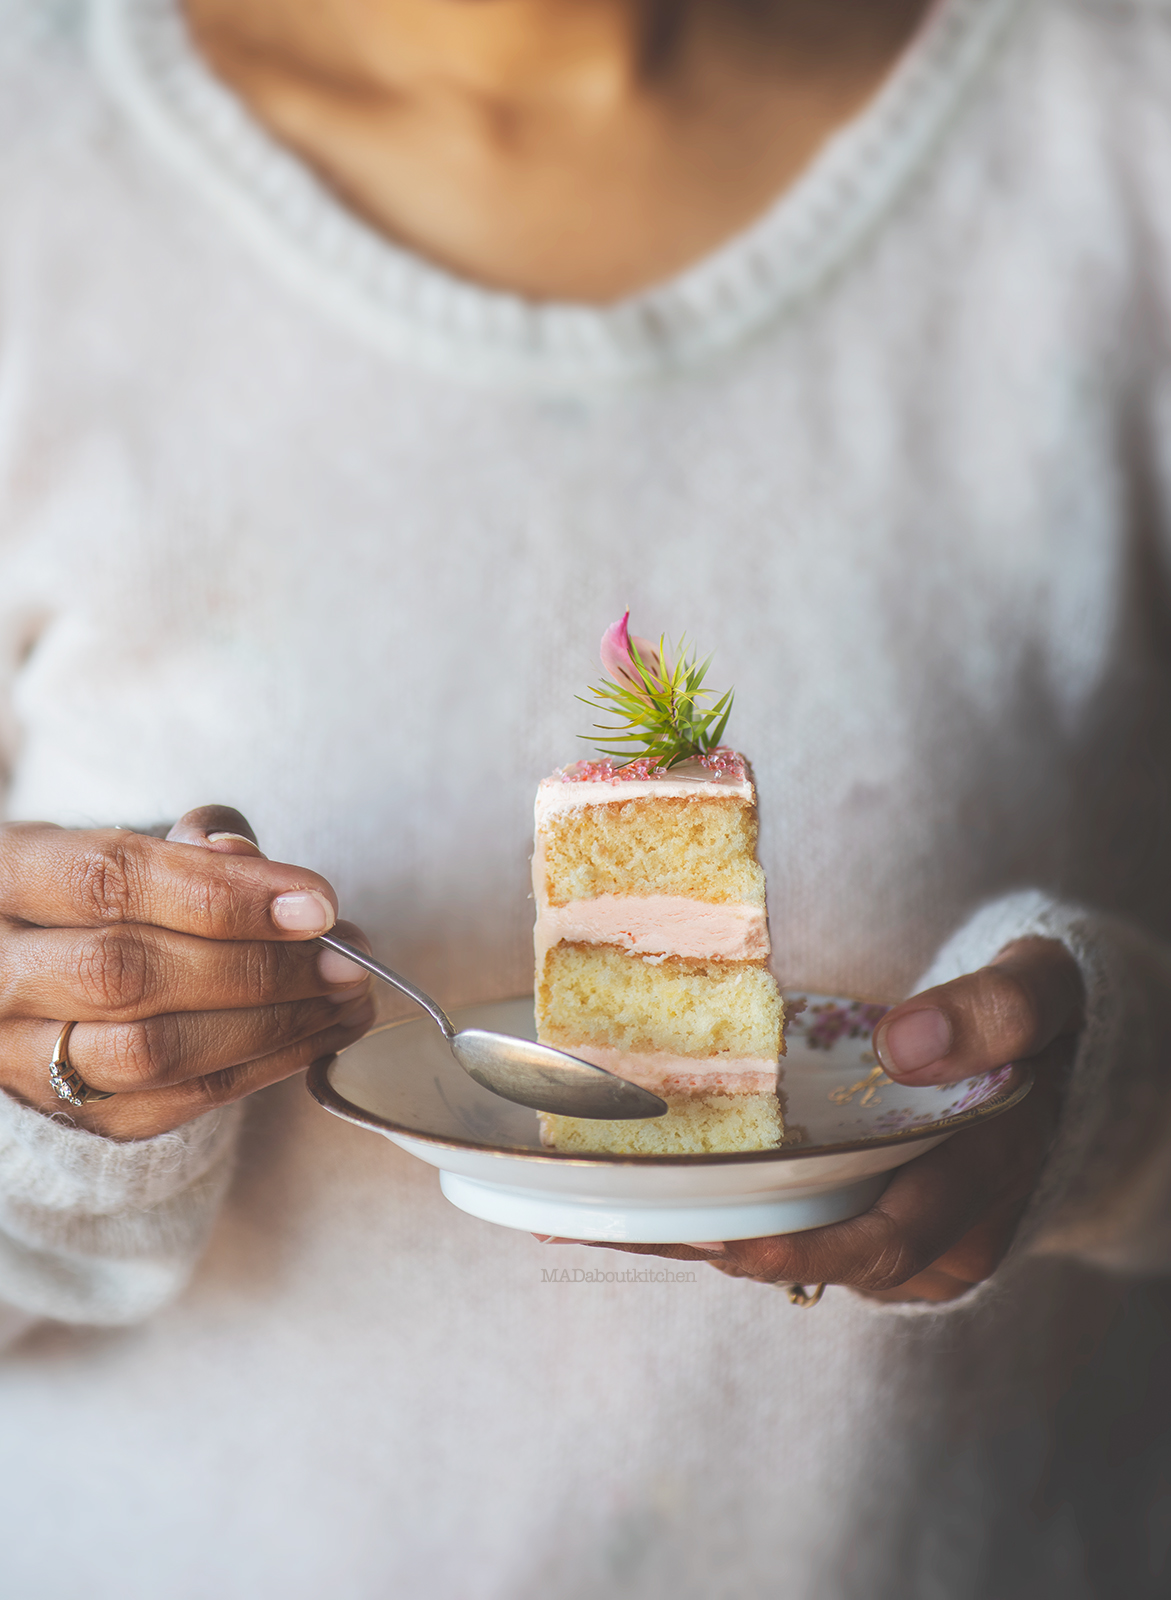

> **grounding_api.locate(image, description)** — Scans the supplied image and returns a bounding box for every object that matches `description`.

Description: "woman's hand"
[565,939,1085,1303]
[0,804,374,1140]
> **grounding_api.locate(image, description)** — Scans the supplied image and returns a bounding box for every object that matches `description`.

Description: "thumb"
[873,937,1084,1086]
[165,804,266,859]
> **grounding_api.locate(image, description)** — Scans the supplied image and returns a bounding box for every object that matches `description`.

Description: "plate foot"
[439,1172,888,1242]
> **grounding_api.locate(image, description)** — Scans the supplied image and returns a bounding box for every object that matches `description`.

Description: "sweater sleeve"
[913,889,1171,1274]
[0,1090,241,1337]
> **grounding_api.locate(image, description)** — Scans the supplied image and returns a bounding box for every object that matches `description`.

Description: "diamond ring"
[49,1021,114,1107]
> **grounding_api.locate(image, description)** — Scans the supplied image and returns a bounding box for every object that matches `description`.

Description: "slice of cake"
[534,616,784,1155]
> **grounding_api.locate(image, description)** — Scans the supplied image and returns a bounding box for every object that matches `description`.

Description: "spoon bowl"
[318,933,667,1120]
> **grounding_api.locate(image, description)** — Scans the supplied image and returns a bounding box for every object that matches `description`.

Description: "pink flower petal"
[599,613,633,683]
[599,614,667,694]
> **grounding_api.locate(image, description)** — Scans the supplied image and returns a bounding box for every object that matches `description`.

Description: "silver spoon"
[318,933,668,1120]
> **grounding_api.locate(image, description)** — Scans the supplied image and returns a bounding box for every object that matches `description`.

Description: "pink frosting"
[558,1043,778,1096]
[536,895,769,961]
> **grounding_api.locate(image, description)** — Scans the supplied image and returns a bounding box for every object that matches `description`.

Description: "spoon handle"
[317,932,455,1041]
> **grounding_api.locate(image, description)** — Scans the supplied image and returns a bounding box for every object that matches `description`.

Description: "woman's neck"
[185,0,930,302]
[238,0,668,102]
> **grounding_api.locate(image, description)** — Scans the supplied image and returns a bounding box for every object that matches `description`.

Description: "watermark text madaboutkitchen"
[541,1266,698,1284]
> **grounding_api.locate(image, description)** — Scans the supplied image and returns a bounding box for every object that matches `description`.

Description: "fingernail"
[270,891,335,933]
[875,1007,952,1077]
[685,1242,727,1254]
[207,831,265,856]
[318,948,367,988]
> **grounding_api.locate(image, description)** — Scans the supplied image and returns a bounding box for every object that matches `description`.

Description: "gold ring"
[48,1022,114,1107]
[783,1283,826,1307]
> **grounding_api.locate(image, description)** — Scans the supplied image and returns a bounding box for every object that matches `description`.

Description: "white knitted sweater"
[1,0,1170,1594]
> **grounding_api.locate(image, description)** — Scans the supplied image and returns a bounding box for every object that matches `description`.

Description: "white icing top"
[535,753,755,824]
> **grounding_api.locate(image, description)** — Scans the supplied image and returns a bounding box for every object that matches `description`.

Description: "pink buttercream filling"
[536,895,769,961]
[556,1043,778,1097]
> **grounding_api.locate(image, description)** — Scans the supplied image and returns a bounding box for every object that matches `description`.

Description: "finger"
[165,806,266,858]
[7,988,374,1096]
[851,1194,1033,1303]
[0,916,374,1023]
[585,1069,1061,1292]
[715,1081,1057,1291]
[872,936,1084,1086]
[560,1241,728,1264]
[48,1012,375,1141]
[857,1195,1030,1303]
[0,822,339,941]
[313,924,373,988]
[856,1266,977,1304]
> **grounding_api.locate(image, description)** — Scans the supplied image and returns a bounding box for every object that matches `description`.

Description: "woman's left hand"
[559,938,1084,1303]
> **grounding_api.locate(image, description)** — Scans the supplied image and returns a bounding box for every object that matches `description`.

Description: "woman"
[0,0,1168,1593]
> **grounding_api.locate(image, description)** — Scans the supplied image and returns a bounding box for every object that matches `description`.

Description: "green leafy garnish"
[578,615,734,770]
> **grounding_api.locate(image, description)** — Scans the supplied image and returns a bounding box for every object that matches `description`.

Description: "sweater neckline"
[91,0,1023,393]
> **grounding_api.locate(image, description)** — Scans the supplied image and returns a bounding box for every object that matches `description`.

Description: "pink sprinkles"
[557,747,746,785]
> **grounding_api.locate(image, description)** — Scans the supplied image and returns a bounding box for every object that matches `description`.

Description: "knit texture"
[0,1093,239,1321]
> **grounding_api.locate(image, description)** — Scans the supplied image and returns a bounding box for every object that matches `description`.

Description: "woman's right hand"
[0,805,375,1140]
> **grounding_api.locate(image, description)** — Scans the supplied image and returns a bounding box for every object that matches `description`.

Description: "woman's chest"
[1,294,1165,996]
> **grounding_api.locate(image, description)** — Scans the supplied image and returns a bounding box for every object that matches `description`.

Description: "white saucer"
[307,994,1031,1243]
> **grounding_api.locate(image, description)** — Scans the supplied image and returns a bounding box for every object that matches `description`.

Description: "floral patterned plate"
[308,994,1032,1244]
